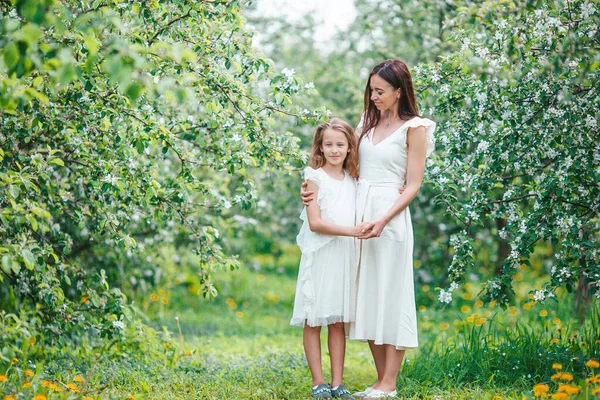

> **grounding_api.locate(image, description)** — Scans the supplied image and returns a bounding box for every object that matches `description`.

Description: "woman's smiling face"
[369,73,400,112]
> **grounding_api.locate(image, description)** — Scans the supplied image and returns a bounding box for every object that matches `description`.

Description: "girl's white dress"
[290,167,357,327]
[348,116,435,349]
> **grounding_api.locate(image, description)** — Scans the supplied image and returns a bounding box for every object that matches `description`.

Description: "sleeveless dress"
[290,167,357,327]
[348,116,435,349]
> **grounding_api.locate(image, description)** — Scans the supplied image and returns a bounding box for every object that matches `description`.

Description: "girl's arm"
[305,180,368,237]
[358,126,428,239]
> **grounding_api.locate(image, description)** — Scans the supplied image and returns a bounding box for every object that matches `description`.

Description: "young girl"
[290,118,369,399]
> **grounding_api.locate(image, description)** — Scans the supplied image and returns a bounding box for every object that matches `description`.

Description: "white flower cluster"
[438,281,459,304]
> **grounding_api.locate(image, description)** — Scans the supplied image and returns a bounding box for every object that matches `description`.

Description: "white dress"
[290,167,357,327]
[348,116,436,349]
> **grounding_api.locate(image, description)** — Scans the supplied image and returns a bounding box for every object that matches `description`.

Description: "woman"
[302,59,435,398]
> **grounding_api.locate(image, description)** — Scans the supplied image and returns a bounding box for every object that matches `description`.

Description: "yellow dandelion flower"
[158,289,166,296]
[572,333,578,337]
[595,339,600,345]
[582,341,587,347]
[561,373,574,381]
[257,274,265,282]
[164,343,172,349]
[550,339,559,344]
[533,384,549,397]
[150,294,158,301]
[474,300,484,308]
[33,396,48,400]
[4,395,17,400]
[558,384,580,395]
[127,394,135,399]
[74,376,84,382]
[523,302,534,309]
[552,363,563,370]
[539,310,548,317]
[81,296,89,304]
[235,311,244,318]
[592,387,600,395]
[50,383,62,392]
[29,337,36,344]
[461,305,471,313]
[41,380,51,387]
[84,397,94,400]
[475,318,486,326]
[185,350,192,356]
[440,323,450,330]
[553,318,560,324]
[462,293,473,300]
[493,396,502,400]
[161,297,168,305]
[550,393,568,400]
[0,375,7,382]
[422,285,430,292]
[551,372,562,381]
[23,381,32,388]
[67,383,80,392]
[489,300,497,307]
[418,305,426,312]
[586,360,600,368]
[466,316,475,323]
[11,358,18,364]
[25,369,34,377]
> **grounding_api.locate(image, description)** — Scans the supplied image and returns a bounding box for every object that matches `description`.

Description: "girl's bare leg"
[304,323,325,386]
[328,322,346,387]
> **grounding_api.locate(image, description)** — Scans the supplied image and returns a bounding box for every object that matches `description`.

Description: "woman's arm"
[358,126,428,239]
[305,180,369,237]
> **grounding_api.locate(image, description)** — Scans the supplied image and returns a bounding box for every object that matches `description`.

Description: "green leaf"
[3,42,19,69]
[26,214,38,231]
[49,157,65,166]
[22,249,35,270]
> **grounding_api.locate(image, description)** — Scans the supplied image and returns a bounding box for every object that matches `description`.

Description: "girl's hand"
[301,180,314,206]
[358,218,387,239]
[352,221,374,237]
[398,185,406,194]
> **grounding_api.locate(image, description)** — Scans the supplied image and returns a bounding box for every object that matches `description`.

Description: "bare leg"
[376,345,405,393]
[328,322,346,387]
[304,323,325,386]
[367,340,386,388]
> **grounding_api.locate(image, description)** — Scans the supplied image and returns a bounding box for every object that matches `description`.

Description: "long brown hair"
[360,59,420,144]
[310,118,359,178]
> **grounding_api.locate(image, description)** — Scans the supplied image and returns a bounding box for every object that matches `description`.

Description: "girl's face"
[320,128,349,167]
[369,73,400,112]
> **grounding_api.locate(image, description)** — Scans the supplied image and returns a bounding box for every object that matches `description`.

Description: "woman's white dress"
[290,167,357,327]
[348,116,435,349]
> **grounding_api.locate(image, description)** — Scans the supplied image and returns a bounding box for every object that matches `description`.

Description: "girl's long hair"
[360,59,420,144]
[310,118,359,178]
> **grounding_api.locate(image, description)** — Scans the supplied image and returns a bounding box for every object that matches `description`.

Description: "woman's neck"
[322,163,345,179]
[383,108,400,121]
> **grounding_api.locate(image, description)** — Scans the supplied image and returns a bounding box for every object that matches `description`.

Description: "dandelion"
[74,376,84,383]
[553,318,560,324]
[475,318,486,326]
[552,363,563,370]
[4,396,17,400]
[587,360,599,368]
[257,274,265,282]
[461,305,471,313]
[29,337,36,344]
[440,323,450,330]
[592,388,600,395]
[539,310,548,317]
[551,372,573,381]
[493,396,502,400]
[33,396,48,400]
[235,311,244,318]
[185,350,192,356]
[161,297,168,305]
[550,393,568,400]
[84,397,94,400]
[418,305,426,312]
[66,383,80,393]
[164,343,172,349]
[25,369,34,377]
[466,316,475,323]
[595,339,600,345]
[474,300,484,308]
[81,296,89,304]
[150,294,159,301]
[23,381,32,387]
[557,384,580,395]
[0,375,7,382]
[550,339,559,344]
[533,384,549,397]
[11,358,18,364]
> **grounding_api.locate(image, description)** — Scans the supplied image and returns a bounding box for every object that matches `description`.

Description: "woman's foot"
[331,384,352,398]
[364,389,397,398]
[351,386,374,398]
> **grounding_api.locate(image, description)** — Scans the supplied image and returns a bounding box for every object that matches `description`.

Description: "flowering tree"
[0,0,321,346]
[422,0,599,306]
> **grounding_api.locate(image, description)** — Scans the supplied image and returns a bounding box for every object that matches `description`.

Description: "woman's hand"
[301,181,314,206]
[398,185,406,194]
[358,218,388,239]
[352,221,374,237]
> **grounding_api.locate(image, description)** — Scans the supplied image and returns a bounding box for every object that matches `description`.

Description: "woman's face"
[369,74,400,112]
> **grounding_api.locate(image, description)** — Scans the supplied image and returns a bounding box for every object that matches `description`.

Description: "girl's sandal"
[331,384,352,398]
[312,383,332,398]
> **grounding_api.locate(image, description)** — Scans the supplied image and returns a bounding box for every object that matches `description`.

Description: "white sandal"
[364,389,397,398]
[351,387,374,398]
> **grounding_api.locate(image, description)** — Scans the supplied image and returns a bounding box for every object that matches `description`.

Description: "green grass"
[2,263,599,399]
